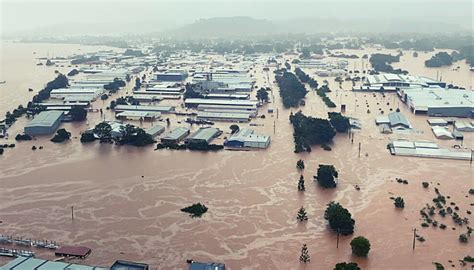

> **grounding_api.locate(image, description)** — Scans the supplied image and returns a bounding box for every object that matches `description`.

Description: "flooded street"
[0,43,472,269]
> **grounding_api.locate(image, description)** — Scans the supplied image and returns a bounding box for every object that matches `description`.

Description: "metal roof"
[0,257,107,270]
[227,128,269,143]
[163,127,190,140]
[187,127,220,141]
[114,105,175,112]
[26,110,63,127]
[197,112,251,120]
[185,98,258,107]
[387,112,410,128]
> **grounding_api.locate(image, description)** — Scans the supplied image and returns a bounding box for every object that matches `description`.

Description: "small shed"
[55,246,91,258]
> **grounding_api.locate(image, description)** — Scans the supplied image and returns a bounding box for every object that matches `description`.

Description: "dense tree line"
[369,53,400,73]
[289,111,335,153]
[156,141,224,151]
[32,74,69,103]
[294,68,319,88]
[275,71,307,108]
[425,52,453,67]
[104,78,126,93]
[328,112,350,133]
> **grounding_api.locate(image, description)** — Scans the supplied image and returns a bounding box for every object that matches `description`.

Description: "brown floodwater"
[0,43,473,270]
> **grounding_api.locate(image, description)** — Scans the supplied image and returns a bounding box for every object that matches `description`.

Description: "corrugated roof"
[187,127,220,141]
[0,257,107,270]
[26,110,63,127]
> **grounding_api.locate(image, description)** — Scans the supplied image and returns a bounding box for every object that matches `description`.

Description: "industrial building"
[110,260,149,270]
[399,88,473,117]
[0,257,108,270]
[189,261,225,270]
[185,127,220,144]
[161,127,190,144]
[145,125,166,138]
[454,121,474,132]
[185,98,259,108]
[193,72,254,93]
[357,73,446,91]
[50,88,104,98]
[197,112,251,122]
[114,104,175,113]
[431,126,454,139]
[156,71,188,82]
[115,111,161,121]
[224,128,271,149]
[375,112,411,133]
[24,110,64,135]
[388,140,470,160]
[427,118,448,126]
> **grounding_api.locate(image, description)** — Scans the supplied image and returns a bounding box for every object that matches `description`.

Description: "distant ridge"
[169,16,276,38]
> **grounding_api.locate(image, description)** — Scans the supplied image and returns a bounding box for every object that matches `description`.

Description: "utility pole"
[358,142,361,157]
[71,206,74,221]
[412,228,417,250]
[273,121,276,134]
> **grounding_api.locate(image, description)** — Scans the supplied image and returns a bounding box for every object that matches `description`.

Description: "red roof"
[55,246,91,257]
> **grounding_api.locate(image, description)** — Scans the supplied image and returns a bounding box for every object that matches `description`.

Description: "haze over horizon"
[1,0,473,37]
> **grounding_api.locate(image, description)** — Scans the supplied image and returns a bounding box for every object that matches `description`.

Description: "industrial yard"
[0,33,473,270]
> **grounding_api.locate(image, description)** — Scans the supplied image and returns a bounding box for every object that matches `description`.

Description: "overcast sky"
[1,0,472,35]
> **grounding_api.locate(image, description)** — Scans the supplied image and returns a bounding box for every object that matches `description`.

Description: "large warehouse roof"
[26,110,63,128]
[401,88,473,111]
[185,98,259,107]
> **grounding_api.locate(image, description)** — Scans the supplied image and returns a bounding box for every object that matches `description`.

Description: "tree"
[93,122,112,142]
[80,132,96,143]
[181,203,208,218]
[393,197,405,208]
[299,244,310,263]
[67,69,79,76]
[297,206,308,222]
[69,106,87,121]
[324,201,355,235]
[230,124,240,134]
[298,175,305,191]
[350,236,371,257]
[296,159,305,170]
[135,77,141,90]
[334,262,361,270]
[256,88,269,103]
[50,128,71,143]
[316,165,338,188]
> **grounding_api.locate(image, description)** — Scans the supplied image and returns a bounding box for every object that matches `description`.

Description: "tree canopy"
[50,128,71,143]
[334,262,361,270]
[275,71,307,108]
[324,201,355,235]
[328,112,350,133]
[425,52,453,67]
[316,164,338,188]
[350,236,371,257]
[290,111,335,153]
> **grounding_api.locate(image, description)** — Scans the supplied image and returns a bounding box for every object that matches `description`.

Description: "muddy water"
[0,44,473,270]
